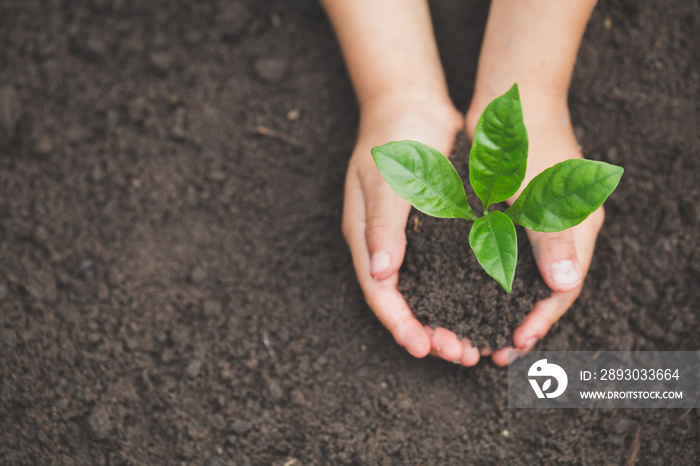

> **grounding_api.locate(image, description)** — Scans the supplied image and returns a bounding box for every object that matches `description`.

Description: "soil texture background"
[1,0,698,464]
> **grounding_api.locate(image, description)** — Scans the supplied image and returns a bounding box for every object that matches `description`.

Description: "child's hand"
[341,98,482,364]
[421,94,605,365]
[418,0,600,364]
[491,208,604,365]
[489,103,604,364]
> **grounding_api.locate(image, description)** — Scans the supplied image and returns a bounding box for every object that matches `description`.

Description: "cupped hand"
[422,96,605,366]
[341,98,480,363]
[489,207,604,365]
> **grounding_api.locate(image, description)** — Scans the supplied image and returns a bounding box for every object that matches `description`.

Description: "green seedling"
[371,84,623,293]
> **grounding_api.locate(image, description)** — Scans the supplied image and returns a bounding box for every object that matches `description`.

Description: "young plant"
[371,84,623,293]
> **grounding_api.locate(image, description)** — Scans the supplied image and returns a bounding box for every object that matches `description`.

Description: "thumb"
[365,189,411,281]
[527,229,582,292]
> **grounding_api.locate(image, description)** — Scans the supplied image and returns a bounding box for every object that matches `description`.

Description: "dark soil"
[1,0,699,464]
[400,133,550,349]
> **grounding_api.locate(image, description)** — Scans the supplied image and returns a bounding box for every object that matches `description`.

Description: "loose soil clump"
[400,134,550,349]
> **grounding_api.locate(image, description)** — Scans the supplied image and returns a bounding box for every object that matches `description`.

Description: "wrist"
[357,94,462,139]
[466,88,571,141]
[358,88,455,116]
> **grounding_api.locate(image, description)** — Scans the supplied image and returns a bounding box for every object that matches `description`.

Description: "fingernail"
[523,337,538,351]
[550,260,580,287]
[370,251,391,278]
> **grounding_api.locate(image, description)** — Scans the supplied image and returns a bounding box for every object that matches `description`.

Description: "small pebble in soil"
[66,125,89,144]
[217,1,253,39]
[161,348,176,363]
[27,275,58,302]
[397,397,413,411]
[149,52,173,74]
[230,421,250,434]
[123,336,138,352]
[204,457,223,466]
[210,414,226,431]
[190,267,207,284]
[0,85,21,146]
[171,107,187,140]
[106,109,119,131]
[185,30,202,44]
[34,225,49,242]
[1,328,16,350]
[650,237,675,272]
[290,388,306,406]
[203,300,222,317]
[86,37,107,57]
[254,56,289,83]
[34,134,53,155]
[186,359,203,378]
[75,259,93,276]
[88,407,113,440]
[108,267,123,287]
[267,380,284,402]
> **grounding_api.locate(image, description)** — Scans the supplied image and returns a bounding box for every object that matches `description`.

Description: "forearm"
[466,0,597,201]
[469,0,596,118]
[320,0,451,108]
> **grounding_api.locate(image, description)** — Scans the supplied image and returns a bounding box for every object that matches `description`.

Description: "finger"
[527,229,582,292]
[343,171,431,358]
[427,327,464,363]
[511,289,581,350]
[511,210,604,349]
[368,278,431,358]
[492,324,546,366]
[491,347,531,366]
[491,346,518,367]
[364,178,412,281]
[461,339,481,367]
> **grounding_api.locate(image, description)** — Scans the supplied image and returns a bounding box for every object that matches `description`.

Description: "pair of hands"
[342,96,604,366]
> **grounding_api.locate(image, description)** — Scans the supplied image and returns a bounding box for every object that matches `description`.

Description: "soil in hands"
[399,133,550,349]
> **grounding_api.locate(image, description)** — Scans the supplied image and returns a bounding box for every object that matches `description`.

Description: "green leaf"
[469,83,528,211]
[505,159,624,232]
[468,211,517,293]
[371,140,476,220]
